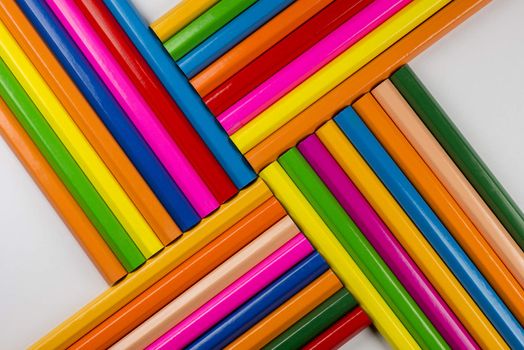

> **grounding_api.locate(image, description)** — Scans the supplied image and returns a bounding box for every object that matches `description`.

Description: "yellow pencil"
[151,0,219,42]
[317,120,509,350]
[29,180,271,350]
[0,21,164,257]
[231,0,450,153]
[260,163,420,350]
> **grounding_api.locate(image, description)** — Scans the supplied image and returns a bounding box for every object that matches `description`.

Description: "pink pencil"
[147,234,314,349]
[46,0,218,216]
[217,0,411,134]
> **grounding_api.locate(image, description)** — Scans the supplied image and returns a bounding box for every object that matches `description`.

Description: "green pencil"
[0,58,144,271]
[264,288,357,350]
[279,148,448,350]
[391,65,524,249]
[165,0,257,60]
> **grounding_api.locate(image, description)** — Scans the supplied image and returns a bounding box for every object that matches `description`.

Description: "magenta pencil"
[147,233,313,349]
[45,0,218,216]
[217,0,411,134]
[298,135,479,350]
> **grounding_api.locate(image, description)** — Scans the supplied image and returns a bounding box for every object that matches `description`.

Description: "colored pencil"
[112,216,300,350]
[1,0,181,245]
[177,0,294,78]
[70,197,284,350]
[299,135,477,350]
[0,25,156,263]
[373,80,524,288]
[165,0,256,61]
[1,17,163,258]
[16,0,200,231]
[74,0,237,205]
[151,0,219,42]
[192,0,334,97]
[260,163,419,350]
[46,0,218,217]
[219,0,411,134]
[225,272,342,349]
[303,307,371,350]
[149,234,313,349]
[184,253,329,350]
[231,0,448,153]
[245,0,491,172]
[103,0,256,189]
[391,65,524,250]
[355,94,524,323]
[0,58,143,271]
[29,180,270,350]
[336,107,524,349]
[0,98,126,284]
[279,148,447,350]
[264,289,357,350]
[317,121,509,350]
[203,0,371,116]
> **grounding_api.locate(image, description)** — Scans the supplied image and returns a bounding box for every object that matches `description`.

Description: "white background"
[1,1,523,348]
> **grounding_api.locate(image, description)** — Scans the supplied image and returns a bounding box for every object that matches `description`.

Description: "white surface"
[1,1,523,349]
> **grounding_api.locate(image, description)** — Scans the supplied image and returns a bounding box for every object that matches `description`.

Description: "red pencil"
[203,0,372,115]
[75,0,237,203]
[303,307,371,350]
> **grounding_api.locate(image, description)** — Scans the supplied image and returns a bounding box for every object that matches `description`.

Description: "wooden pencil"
[219,0,411,135]
[391,65,524,251]
[112,216,299,350]
[70,197,285,350]
[373,81,524,290]
[177,0,295,78]
[191,0,335,97]
[0,19,163,257]
[149,234,313,349]
[0,98,126,284]
[317,121,508,350]
[279,148,447,349]
[260,163,419,349]
[303,307,371,349]
[29,180,271,350]
[245,0,492,172]
[0,0,181,245]
[151,0,219,42]
[164,0,256,61]
[230,0,448,153]
[225,272,342,349]
[75,0,237,205]
[16,0,200,231]
[335,107,524,349]
[264,289,358,350]
[0,56,145,272]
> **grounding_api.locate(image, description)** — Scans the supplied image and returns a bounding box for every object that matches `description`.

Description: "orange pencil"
[225,271,342,349]
[245,0,492,172]
[0,0,180,245]
[372,80,524,288]
[353,93,524,324]
[191,0,334,97]
[0,98,126,284]
[71,198,285,350]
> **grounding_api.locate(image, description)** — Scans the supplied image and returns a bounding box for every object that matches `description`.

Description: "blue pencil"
[186,252,328,349]
[177,0,294,78]
[103,0,256,189]
[17,0,200,231]
[335,107,524,349]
